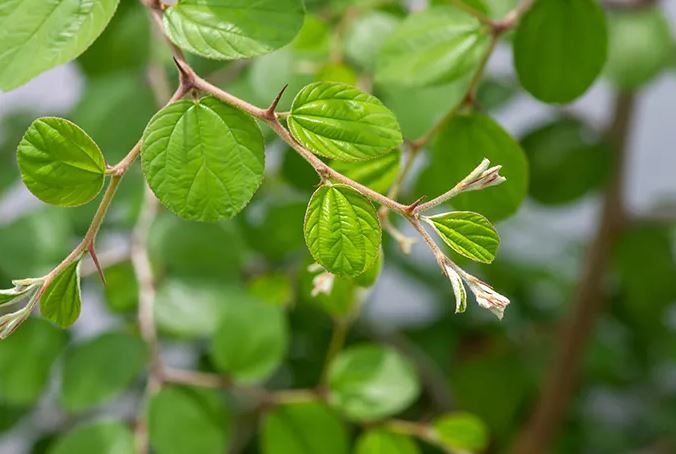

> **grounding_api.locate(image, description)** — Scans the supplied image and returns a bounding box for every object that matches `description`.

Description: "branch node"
[406,195,427,215]
[265,84,289,119]
[87,243,107,287]
[172,56,196,91]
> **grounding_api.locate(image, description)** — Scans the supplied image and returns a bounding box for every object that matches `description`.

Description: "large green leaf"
[514,0,607,103]
[261,402,349,454]
[17,118,106,207]
[521,117,610,205]
[288,82,402,161]
[375,6,490,88]
[304,184,381,278]
[163,0,305,60]
[327,343,420,422]
[61,331,146,412]
[330,151,400,194]
[210,296,288,383]
[433,412,489,452]
[141,96,264,222]
[355,430,420,454]
[40,260,82,329]
[605,8,673,90]
[0,318,66,406]
[426,211,499,263]
[49,420,134,454]
[0,0,120,90]
[416,113,528,221]
[148,386,231,454]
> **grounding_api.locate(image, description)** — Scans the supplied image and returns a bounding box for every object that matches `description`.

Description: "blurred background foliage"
[1,0,676,453]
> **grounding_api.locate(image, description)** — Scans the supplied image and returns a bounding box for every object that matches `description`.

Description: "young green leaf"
[0,286,32,306]
[17,118,106,207]
[514,0,607,103]
[417,113,528,221]
[330,151,401,194]
[61,331,146,412]
[210,297,288,383]
[425,212,499,263]
[0,0,120,90]
[288,82,403,161]
[432,412,489,452]
[149,386,231,454]
[261,402,349,454]
[141,96,264,222]
[304,184,382,278]
[40,260,82,329]
[375,6,491,88]
[327,344,420,422]
[50,421,134,454]
[355,430,420,454]
[163,0,305,60]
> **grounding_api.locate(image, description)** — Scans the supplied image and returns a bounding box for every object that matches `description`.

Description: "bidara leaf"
[304,184,381,278]
[375,6,491,88]
[163,0,305,60]
[40,260,82,328]
[288,82,403,161]
[0,0,120,90]
[355,430,420,454]
[425,212,499,263]
[50,420,134,454]
[141,96,264,222]
[330,151,401,194]
[514,0,607,103]
[17,118,106,207]
[432,412,489,452]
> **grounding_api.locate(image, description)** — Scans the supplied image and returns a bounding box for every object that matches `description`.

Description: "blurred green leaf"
[327,343,420,421]
[291,14,331,58]
[0,318,66,406]
[433,412,489,452]
[103,262,139,313]
[331,151,401,195]
[344,11,400,71]
[248,50,315,112]
[242,197,306,261]
[261,401,349,454]
[355,429,420,454]
[148,386,231,454]
[49,420,134,454]
[61,331,146,412]
[248,273,294,307]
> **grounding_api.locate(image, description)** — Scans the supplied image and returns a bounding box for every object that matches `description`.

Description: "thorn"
[265,84,289,118]
[406,195,427,214]
[172,56,195,90]
[88,243,107,287]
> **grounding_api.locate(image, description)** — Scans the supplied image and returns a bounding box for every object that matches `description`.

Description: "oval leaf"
[514,0,607,103]
[288,82,402,161]
[17,118,106,207]
[375,6,491,88]
[163,0,305,60]
[304,184,382,278]
[141,96,264,222]
[61,331,146,412]
[261,402,349,454]
[355,429,420,454]
[327,344,420,422]
[50,421,134,454]
[40,260,82,329]
[426,211,499,263]
[210,297,288,383]
[433,412,489,452]
[0,0,120,90]
[330,151,401,194]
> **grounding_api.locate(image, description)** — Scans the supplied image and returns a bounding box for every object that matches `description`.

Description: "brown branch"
[512,92,636,454]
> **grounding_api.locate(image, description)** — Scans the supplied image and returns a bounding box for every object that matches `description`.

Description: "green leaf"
[242,197,307,261]
[210,296,288,383]
[304,184,382,278]
[163,0,305,60]
[0,318,66,406]
[433,412,489,452]
[417,113,528,221]
[288,82,403,161]
[344,11,400,71]
[40,260,82,328]
[0,286,32,306]
[0,0,120,90]
[605,8,673,90]
[49,420,134,454]
[261,402,349,454]
[149,386,231,454]
[61,331,146,412]
[327,343,420,422]
[426,212,499,264]
[375,6,491,88]
[355,429,420,454]
[521,117,610,205]
[141,96,264,222]
[17,118,106,207]
[514,0,607,103]
[330,151,401,194]
[103,262,138,313]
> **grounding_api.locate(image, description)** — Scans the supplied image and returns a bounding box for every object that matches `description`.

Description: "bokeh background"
[1,0,676,453]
